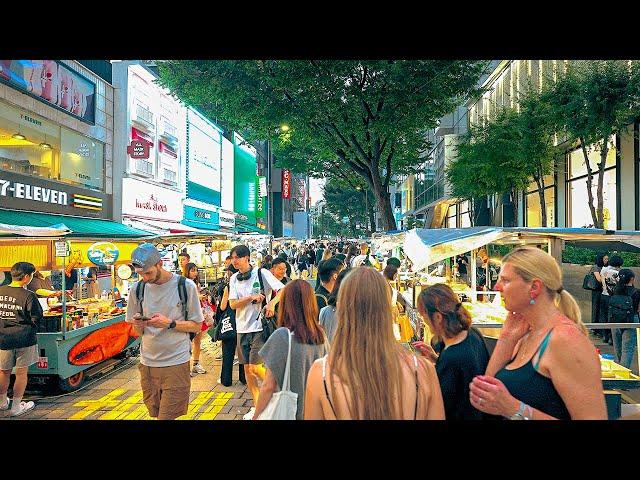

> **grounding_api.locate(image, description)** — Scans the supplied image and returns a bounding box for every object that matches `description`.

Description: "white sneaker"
[11,401,35,417]
[217,377,221,384]
[0,398,8,410]
[192,363,206,374]
[243,407,256,420]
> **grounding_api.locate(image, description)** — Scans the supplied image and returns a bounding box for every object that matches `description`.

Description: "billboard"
[233,135,257,225]
[0,60,95,124]
[187,119,221,205]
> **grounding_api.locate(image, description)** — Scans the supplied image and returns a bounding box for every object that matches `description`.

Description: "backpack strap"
[178,275,189,321]
[257,268,268,307]
[136,280,146,316]
[316,293,328,306]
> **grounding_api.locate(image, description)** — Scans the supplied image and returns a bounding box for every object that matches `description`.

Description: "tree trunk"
[535,173,547,227]
[369,170,396,231]
[368,201,376,234]
[596,142,608,229]
[579,138,600,228]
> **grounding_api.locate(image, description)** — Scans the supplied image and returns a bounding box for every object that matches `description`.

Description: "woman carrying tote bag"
[252,280,329,420]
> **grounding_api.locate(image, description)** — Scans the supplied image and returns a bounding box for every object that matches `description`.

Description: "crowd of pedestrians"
[0,239,616,420]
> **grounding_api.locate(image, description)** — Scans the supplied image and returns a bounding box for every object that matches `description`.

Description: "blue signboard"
[183,205,219,230]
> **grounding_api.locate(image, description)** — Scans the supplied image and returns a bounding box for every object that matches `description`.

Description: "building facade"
[0,60,115,221]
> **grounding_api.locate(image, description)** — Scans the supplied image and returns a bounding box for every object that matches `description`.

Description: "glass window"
[59,128,104,190]
[526,188,555,227]
[528,174,555,193]
[446,204,457,228]
[568,142,616,179]
[568,168,616,229]
[0,124,60,180]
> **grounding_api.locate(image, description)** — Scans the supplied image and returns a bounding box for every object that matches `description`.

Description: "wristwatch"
[508,401,530,420]
[168,320,177,329]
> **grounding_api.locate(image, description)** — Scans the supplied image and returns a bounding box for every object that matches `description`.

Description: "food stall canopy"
[402,227,640,272]
[0,221,71,237]
[0,209,153,239]
[123,218,210,235]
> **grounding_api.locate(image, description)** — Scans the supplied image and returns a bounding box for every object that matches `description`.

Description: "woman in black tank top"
[468,247,606,420]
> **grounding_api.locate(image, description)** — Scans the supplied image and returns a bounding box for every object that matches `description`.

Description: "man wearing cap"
[126,243,204,420]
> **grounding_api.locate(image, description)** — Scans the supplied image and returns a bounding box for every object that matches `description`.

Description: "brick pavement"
[0,335,253,420]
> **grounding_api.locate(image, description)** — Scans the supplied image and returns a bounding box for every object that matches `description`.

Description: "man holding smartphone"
[126,243,203,420]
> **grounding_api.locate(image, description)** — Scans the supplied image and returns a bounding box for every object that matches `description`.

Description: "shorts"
[0,344,38,370]
[237,331,265,365]
[138,361,190,419]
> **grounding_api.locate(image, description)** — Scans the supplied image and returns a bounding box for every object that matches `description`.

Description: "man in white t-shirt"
[350,242,370,267]
[228,244,284,420]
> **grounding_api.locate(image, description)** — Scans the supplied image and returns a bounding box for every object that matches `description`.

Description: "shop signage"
[55,241,70,257]
[256,177,265,219]
[184,205,219,229]
[87,241,120,266]
[282,170,291,199]
[0,60,96,124]
[117,264,132,280]
[219,214,235,229]
[234,213,248,221]
[258,176,267,197]
[60,127,104,190]
[122,177,182,221]
[0,171,107,217]
[127,139,150,159]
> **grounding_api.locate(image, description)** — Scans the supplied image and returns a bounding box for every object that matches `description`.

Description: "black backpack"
[135,275,194,340]
[609,292,635,323]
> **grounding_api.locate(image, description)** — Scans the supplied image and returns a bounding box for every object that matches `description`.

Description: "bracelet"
[508,401,533,420]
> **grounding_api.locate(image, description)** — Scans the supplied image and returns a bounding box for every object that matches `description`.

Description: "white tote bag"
[256,329,298,420]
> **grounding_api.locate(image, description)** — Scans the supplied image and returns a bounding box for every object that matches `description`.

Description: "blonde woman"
[470,247,607,420]
[304,267,445,420]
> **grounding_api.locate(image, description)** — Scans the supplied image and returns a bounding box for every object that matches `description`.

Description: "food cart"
[0,217,154,391]
[374,226,640,412]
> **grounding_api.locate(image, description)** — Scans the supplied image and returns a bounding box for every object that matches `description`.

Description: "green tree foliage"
[543,61,640,228]
[323,178,373,236]
[157,60,487,230]
[447,90,558,226]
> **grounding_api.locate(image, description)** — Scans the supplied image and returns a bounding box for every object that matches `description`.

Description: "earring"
[529,298,536,305]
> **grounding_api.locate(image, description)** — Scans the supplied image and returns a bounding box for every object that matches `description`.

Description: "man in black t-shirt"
[456,255,469,285]
[316,258,343,310]
[0,262,43,416]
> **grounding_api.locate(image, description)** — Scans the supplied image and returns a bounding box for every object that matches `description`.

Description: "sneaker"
[11,401,35,417]
[217,377,221,384]
[233,359,239,365]
[243,407,256,420]
[192,363,206,375]
[214,354,223,361]
[0,398,9,411]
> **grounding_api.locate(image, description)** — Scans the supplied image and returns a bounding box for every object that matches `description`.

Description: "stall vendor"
[27,271,62,298]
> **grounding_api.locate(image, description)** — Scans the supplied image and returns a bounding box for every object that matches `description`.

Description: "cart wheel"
[58,371,85,392]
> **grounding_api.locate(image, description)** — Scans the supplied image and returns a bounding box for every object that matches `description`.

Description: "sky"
[309,177,325,206]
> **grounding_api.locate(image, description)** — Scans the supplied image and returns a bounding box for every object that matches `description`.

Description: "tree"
[446,97,557,227]
[543,60,640,228]
[323,177,372,236]
[157,60,488,230]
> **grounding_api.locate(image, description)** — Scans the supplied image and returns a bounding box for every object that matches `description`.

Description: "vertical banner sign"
[282,170,291,199]
[256,177,265,218]
[258,176,267,198]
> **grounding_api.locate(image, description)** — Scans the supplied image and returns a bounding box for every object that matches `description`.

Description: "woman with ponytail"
[470,246,606,420]
[413,284,493,420]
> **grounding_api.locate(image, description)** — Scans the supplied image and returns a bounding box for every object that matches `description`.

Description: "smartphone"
[135,314,151,321]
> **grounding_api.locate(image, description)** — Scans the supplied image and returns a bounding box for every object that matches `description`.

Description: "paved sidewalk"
[1,336,253,420]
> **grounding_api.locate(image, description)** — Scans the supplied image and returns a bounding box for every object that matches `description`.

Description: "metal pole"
[62,253,66,334]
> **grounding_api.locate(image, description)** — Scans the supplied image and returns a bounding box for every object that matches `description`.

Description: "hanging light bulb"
[12,133,26,140]
[39,141,52,149]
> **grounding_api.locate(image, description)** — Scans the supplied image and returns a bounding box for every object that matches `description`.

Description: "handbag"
[256,268,278,342]
[582,272,600,291]
[209,312,236,342]
[256,329,298,420]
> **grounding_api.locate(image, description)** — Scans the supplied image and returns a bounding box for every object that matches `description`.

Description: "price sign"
[55,241,70,257]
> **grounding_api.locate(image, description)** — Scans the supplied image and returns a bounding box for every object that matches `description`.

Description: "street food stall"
[150,232,233,288]
[373,226,640,402]
[0,215,153,391]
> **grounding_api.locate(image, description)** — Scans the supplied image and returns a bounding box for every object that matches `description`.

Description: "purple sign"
[0,60,96,124]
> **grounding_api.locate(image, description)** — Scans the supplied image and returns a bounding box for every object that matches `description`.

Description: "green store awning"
[0,209,154,239]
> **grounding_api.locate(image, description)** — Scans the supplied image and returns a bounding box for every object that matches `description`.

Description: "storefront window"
[59,127,104,191]
[568,142,616,179]
[446,204,457,228]
[568,168,617,229]
[459,200,471,228]
[0,124,60,180]
[526,188,555,227]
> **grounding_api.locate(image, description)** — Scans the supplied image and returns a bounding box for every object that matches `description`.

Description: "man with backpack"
[608,268,640,369]
[126,243,204,420]
[600,255,624,345]
[228,244,284,420]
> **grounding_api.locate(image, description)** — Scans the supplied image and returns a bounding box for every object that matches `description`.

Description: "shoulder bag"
[258,268,278,342]
[256,329,298,420]
[582,271,600,291]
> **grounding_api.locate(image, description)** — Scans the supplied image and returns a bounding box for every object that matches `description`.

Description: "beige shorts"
[138,361,190,419]
[0,344,38,371]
